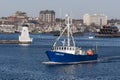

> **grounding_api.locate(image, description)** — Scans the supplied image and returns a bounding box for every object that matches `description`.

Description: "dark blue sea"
[0,33,120,80]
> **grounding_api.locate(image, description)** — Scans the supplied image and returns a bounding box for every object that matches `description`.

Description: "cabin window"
[59,47,61,50]
[72,48,74,50]
[64,47,66,50]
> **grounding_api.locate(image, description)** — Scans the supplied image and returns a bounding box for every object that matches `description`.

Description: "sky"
[0,0,120,19]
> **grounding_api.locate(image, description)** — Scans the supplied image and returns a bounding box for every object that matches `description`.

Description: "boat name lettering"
[55,53,64,56]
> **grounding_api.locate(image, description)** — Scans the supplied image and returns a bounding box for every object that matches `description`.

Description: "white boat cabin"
[52,46,86,55]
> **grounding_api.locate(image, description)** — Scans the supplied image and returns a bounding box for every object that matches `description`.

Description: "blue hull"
[46,51,98,62]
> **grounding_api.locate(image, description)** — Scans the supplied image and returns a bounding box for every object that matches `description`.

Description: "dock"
[95,33,120,38]
[0,40,31,44]
[0,40,19,44]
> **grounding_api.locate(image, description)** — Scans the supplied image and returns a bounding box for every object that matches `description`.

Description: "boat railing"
[52,46,76,51]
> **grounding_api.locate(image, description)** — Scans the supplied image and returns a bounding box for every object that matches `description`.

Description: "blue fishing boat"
[45,15,98,64]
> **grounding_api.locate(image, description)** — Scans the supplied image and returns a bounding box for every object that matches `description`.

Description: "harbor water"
[0,33,120,80]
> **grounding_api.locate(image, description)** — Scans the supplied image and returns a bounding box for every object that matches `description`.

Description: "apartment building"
[83,13,107,26]
[40,10,55,23]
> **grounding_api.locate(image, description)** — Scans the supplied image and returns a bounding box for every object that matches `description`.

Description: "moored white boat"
[88,36,94,39]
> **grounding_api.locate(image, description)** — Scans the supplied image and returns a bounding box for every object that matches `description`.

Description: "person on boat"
[87,49,94,56]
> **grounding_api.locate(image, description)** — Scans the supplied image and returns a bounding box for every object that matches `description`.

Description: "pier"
[0,40,19,44]
[0,40,31,44]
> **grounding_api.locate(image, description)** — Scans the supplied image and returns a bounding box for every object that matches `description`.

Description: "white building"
[0,24,15,33]
[83,13,107,26]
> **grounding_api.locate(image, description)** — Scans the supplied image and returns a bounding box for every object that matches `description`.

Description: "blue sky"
[0,0,120,19]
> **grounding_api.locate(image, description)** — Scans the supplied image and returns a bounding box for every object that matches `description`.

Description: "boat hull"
[46,51,98,62]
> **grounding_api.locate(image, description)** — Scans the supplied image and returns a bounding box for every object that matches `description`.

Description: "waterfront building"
[40,10,55,23]
[83,13,107,26]
[8,11,28,23]
[0,24,15,33]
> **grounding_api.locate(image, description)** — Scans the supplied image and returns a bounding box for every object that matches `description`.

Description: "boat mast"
[65,15,71,47]
[53,15,75,47]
